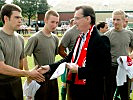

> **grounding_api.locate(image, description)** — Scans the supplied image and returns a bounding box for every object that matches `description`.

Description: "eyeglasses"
[74,16,86,20]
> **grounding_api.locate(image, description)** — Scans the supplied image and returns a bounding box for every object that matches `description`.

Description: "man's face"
[45,15,59,32]
[74,9,89,32]
[112,14,124,30]
[6,11,22,31]
[100,24,108,33]
[123,17,128,28]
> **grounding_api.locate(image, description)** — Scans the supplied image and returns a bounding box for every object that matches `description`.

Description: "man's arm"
[58,44,67,58]
[0,61,45,82]
[23,57,29,70]
[19,59,23,70]
[129,47,133,59]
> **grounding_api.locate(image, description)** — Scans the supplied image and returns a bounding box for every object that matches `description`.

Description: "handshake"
[37,63,78,75]
[26,65,50,83]
[27,63,79,83]
[37,65,50,74]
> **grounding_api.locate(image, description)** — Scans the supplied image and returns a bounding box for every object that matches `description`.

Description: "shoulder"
[28,31,41,40]
[0,30,2,35]
[100,35,110,43]
[14,32,24,40]
[32,31,41,38]
[0,30,5,38]
[104,28,114,36]
[126,30,133,39]
[64,25,80,35]
[51,33,59,39]
[92,27,110,47]
[63,27,74,36]
[51,33,59,43]
[126,29,133,34]
[100,35,111,50]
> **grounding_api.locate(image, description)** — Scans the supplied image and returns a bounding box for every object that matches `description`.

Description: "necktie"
[82,34,85,41]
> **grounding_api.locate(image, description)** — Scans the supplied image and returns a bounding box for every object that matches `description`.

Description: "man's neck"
[2,25,14,35]
[42,27,52,37]
[82,25,91,34]
[115,27,123,32]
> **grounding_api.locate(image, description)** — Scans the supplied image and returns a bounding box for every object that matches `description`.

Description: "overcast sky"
[5,0,61,6]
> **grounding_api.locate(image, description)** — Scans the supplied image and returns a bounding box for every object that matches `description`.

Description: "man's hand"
[27,66,45,82]
[37,65,50,74]
[27,77,32,84]
[66,63,78,73]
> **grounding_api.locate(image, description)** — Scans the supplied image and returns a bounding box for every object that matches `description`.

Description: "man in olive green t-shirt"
[105,9,133,100]
[24,10,59,100]
[0,4,44,100]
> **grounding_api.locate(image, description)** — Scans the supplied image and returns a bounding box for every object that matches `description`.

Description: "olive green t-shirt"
[0,30,24,79]
[60,25,80,52]
[105,28,133,65]
[25,31,59,66]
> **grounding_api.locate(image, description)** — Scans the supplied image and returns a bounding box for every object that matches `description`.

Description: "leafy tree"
[37,0,49,14]
[0,0,6,9]
[0,0,6,25]
[13,0,49,26]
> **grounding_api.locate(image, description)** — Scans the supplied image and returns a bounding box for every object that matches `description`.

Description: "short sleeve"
[19,35,25,59]
[24,36,38,57]
[60,30,71,48]
[52,34,59,55]
[129,31,133,48]
[0,43,5,61]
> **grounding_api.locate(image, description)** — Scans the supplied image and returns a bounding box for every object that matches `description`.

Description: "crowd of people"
[0,3,133,100]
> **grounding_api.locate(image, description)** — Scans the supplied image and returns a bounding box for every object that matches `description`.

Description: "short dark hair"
[96,21,107,30]
[75,5,95,24]
[0,4,22,23]
[125,14,128,18]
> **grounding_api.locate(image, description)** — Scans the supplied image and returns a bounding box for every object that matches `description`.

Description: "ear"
[44,18,48,23]
[86,16,91,23]
[100,27,103,31]
[4,15,9,23]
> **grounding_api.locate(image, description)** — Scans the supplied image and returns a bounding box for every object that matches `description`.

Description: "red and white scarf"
[67,25,95,85]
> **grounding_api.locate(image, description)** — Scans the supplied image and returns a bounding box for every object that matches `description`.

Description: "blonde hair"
[112,9,126,20]
[45,10,59,20]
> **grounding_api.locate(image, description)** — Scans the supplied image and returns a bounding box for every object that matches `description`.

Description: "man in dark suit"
[39,5,111,100]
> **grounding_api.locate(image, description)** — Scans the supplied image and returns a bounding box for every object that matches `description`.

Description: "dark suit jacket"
[49,26,111,100]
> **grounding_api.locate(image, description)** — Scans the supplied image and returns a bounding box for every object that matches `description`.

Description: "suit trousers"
[67,84,87,100]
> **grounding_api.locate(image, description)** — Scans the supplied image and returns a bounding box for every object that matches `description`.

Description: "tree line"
[0,0,50,26]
